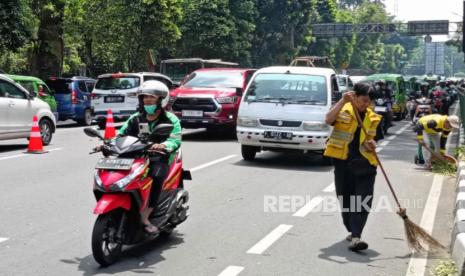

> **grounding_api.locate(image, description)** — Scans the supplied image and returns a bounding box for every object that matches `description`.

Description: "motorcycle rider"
[414,114,459,170]
[117,80,182,234]
[373,80,394,127]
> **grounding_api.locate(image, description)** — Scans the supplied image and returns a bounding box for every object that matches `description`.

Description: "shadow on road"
[233,152,333,172]
[0,144,28,153]
[59,232,185,275]
[182,129,237,142]
[318,239,384,264]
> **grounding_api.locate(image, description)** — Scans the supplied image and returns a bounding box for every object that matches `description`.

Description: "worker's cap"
[448,115,460,129]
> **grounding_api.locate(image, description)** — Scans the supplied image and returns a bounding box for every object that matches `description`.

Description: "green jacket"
[118,111,182,163]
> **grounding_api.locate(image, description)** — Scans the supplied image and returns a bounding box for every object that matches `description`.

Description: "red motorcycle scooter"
[84,125,191,267]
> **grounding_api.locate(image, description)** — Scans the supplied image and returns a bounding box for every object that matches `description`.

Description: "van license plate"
[104,96,124,103]
[182,110,203,117]
[264,131,293,140]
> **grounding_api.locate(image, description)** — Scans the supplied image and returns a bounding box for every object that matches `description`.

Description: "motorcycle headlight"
[376,99,385,105]
[113,162,148,189]
[302,121,330,131]
[217,96,237,104]
[237,117,258,127]
[94,170,103,188]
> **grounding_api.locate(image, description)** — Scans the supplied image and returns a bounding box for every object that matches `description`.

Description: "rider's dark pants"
[148,160,169,208]
[333,159,376,239]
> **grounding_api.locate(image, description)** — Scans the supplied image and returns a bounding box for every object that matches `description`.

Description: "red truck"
[168,68,256,131]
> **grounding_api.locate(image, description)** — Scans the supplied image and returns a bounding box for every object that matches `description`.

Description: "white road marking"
[246,224,293,254]
[218,266,244,276]
[376,147,383,153]
[0,148,63,161]
[322,182,335,193]
[380,140,390,147]
[293,196,324,217]
[387,135,397,141]
[190,155,238,172]
[405,174,444,276]
[395,123,411,135]
[0,237,9,243]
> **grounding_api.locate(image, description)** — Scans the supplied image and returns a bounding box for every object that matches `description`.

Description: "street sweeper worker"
[414,114,459,170]
[324,83,381,252]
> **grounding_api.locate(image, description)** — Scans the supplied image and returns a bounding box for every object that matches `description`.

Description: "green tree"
[252,0,314,66]
[0,0,32,53]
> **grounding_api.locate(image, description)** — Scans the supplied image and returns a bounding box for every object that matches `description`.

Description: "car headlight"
[113,162,148,189]
[237,117,258,127]
[302,121,330,131]
[217,96,236,104]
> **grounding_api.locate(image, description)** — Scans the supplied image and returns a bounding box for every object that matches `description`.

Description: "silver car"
[0,74,56,145]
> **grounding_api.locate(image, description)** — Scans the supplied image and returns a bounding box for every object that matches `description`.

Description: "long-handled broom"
[350,101,445,252]
[418,140,458,166]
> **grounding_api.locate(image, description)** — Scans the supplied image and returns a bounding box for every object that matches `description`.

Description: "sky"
[383,0,462,41]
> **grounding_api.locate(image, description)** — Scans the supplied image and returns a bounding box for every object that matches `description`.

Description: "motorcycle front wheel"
[92,211,124,267]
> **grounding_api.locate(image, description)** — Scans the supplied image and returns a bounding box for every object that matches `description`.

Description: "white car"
[0,74,56,145]
[91,72,173,129]
[236,66,340,161]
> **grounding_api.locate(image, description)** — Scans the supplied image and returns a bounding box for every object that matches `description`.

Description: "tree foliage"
[0,0,462,77]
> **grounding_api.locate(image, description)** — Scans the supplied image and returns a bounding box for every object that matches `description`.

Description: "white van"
[91,72,173,129]
[236,66,340,160]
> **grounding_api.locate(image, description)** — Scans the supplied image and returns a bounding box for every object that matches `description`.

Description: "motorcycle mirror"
[151,124,174,138]
[84,127,104,140]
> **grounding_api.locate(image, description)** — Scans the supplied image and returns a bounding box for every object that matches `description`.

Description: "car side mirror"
[236,87,243,97]
[84,127,104,140]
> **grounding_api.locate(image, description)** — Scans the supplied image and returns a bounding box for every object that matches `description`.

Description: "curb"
[451,106,465,275]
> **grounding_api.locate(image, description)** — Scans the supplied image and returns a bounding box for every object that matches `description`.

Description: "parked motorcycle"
[84,125,191,267]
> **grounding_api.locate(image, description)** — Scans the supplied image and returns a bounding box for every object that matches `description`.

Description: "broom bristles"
[397,208,445,252]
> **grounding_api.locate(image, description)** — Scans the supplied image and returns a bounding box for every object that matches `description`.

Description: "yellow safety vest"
[324,103,381,166]
[418,114,450,135]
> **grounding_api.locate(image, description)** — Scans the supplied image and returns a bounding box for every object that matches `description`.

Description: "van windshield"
[46,79,72,94]
[163,63,202,82]
[95,76,140,90]
[245,73,327,105]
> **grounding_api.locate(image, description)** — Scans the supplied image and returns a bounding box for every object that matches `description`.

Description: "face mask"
[144,105,158,115]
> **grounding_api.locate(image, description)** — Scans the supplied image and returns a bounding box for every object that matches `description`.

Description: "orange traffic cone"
[27,116,47,154]
[104,109,116,139]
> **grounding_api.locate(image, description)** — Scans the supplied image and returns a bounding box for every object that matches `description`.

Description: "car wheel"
[39,119,53,145]
[321,154,332,166]
[241,145,258,161]
[78,109,92,126]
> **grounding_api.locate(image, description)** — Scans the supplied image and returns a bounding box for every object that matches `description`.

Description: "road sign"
[425,42,445,75]
[312,23,396,37]
[407,20,449,35]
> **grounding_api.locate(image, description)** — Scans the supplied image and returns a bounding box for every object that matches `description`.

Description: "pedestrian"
[414,114,459,170]
[324,83,381,252]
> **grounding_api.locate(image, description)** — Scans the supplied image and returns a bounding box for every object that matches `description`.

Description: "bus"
[160,58,239,85]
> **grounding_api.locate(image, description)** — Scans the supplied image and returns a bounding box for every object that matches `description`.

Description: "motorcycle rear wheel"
[92,211,123,267]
